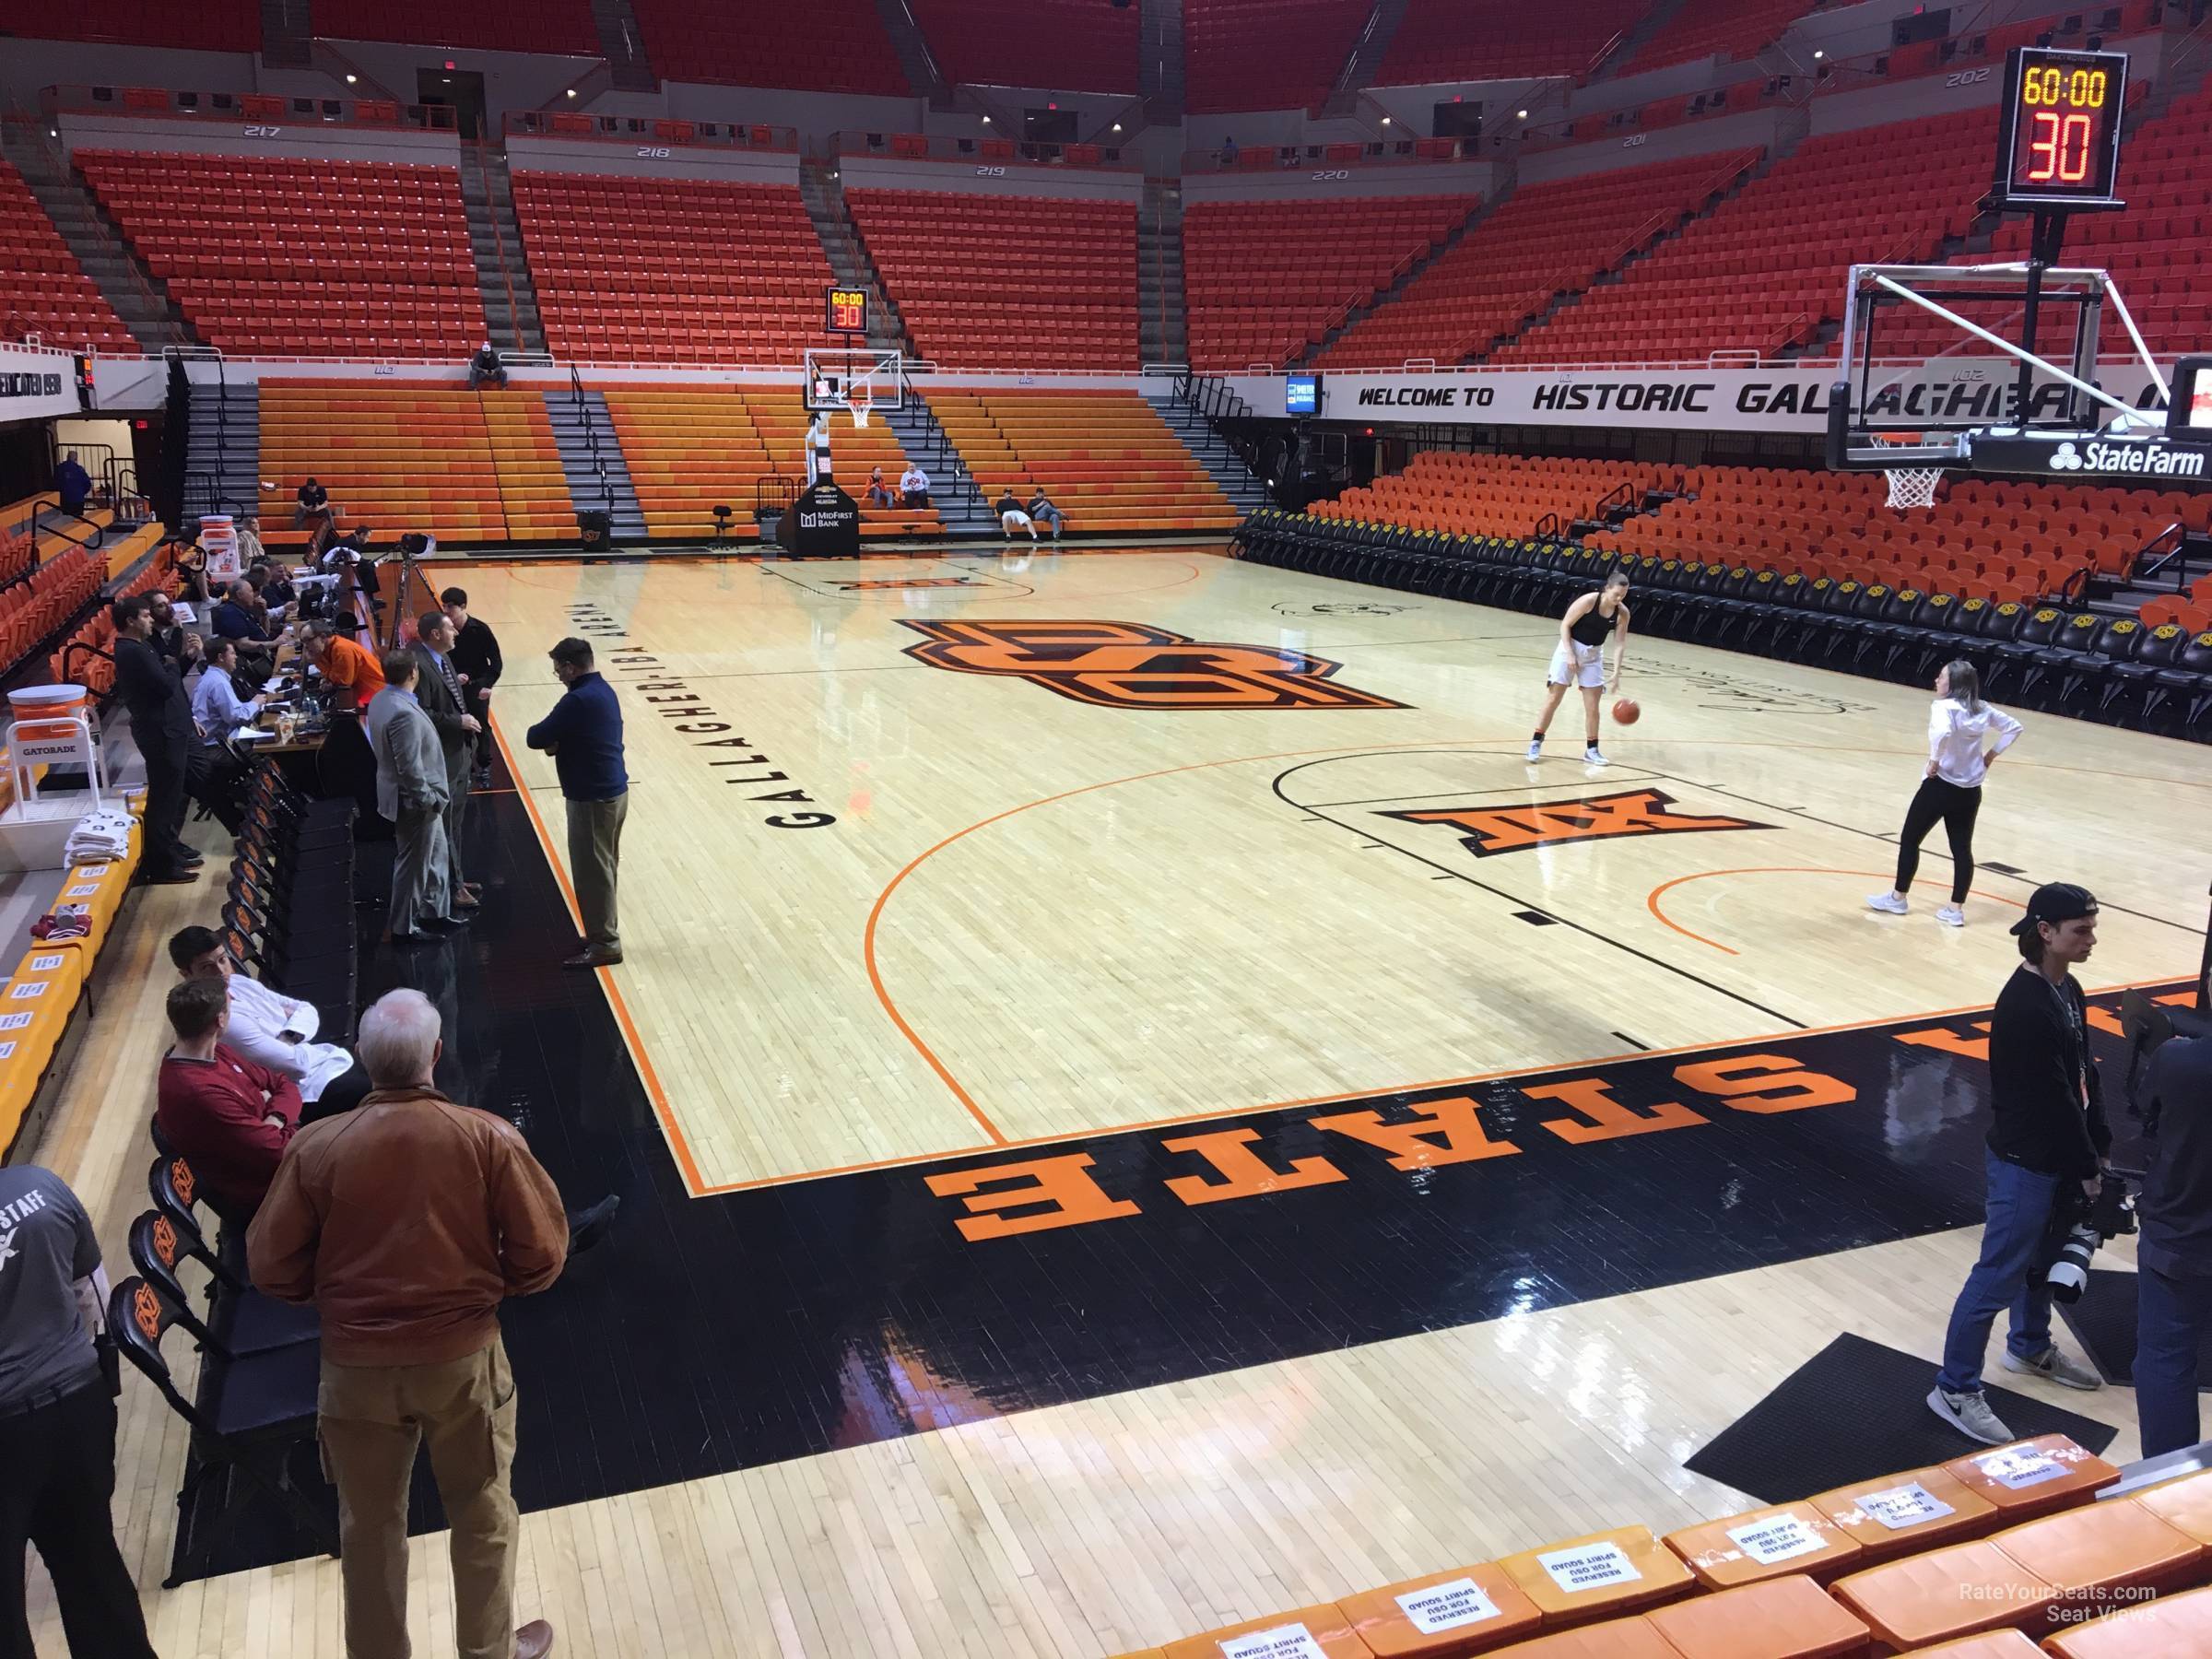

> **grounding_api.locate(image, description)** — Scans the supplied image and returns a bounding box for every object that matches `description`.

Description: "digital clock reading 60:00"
[1995,46,2127,211]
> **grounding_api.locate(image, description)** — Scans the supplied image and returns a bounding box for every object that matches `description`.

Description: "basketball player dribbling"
[1529,569,1631,766]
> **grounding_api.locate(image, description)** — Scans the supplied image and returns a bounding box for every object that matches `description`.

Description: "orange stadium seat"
[847,190,1137,370]
[1495,109,1999,365]
[1643,1573,1873,1657]
[1318,153,1759,369]
[514,171,830,365]
[1335,1560,1544,1655]
[1317,452,1665,543]
[312,0,596,52]
[76,151,483,359]
[0,160,134,354]
[622,0,909,93]
[0,0,256,49]
[1619,0,1818,70]
[1184,0,1371,113]
[925,388,1237,534]
[1495,1525,1695,1627]
[258,383,515,545]
[1184,193,1477,370]
[2041,1579,2212,1656]
[907,0,1137,93]
[1374,0,1648,85]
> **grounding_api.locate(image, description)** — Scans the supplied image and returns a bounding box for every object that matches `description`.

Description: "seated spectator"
[1219,135,1240,164]
[1026,486,1066,542]
[865,466,896,509]
[468,342,509,391]
[244,561,294,617]
[53,452,90,518]
[900,463,932,509]
[188,639,258,832]
[236,515,266,568]
[294,477,329,529]
[994,489,1038,544]
[155,976,299,1224]
[169,924,372,1119]
[304,619,386,712]
[213,580,276,645]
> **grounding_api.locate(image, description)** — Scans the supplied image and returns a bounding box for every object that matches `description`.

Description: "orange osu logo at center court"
[898,620,1406,711]
[1382,788,1769,857]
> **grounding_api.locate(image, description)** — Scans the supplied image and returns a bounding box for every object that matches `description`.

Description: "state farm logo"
[1380,788,1769,857]
[2048,439,2204,477]
[2050,441,2084,472]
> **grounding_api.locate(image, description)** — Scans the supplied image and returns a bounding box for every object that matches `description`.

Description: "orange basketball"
[1612,697,1641,725]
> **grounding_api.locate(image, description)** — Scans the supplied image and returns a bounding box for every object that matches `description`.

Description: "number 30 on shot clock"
[1994,45,2127,212]
[825,286,870,335]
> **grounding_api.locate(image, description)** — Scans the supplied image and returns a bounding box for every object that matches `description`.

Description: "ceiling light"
[981,115,991,124]
[1112,122,1123,132]
[1380,115,1391,124]
[565,88,577,97]
[1813,48,1824,59]
[345,73,357,84]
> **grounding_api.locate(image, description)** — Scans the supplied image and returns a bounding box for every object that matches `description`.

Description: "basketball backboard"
[804,347,906,418]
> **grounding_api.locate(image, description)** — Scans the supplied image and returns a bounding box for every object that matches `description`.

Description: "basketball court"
[465,547,2209,1195]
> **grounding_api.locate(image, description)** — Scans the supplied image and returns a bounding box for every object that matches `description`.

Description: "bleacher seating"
[925,389,1237,534]
[477,390,580,542]
[0,0,256,49]
[1373,0,1650,86]
[0,160,134,354]
[847,190,1137,370]
[52,535,178,697]
[310,0,598,52]
[1319,153,1756,370]
[622,0,911,93]
[514,171,831,365]
[1618,0,1816,70]
[258,383,517,545]
[1183,194,1477,371]
[76,151,482,359]
[1319,452,1663,543]
[908,0,1137,93]
[1184,0,1371,114]
[1883,86,2212,363]
[603,388,938,539]
[1496,109,1997,364]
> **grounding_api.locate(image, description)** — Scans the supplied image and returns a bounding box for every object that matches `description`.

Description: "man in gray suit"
[412,610,483,913]
[366,651,464,947]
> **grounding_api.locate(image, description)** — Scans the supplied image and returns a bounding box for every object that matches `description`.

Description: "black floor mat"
[1683,1332,2121,1504]
[2056,1266,2212,1388]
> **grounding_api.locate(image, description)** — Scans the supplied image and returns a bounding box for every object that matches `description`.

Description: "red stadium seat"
[0,160,135,354]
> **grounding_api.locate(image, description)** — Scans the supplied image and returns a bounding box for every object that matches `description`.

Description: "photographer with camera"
[1929,883,2112,1445]
[2135,1016,2212,1455]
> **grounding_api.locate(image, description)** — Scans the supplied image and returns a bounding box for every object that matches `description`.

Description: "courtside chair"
[129,1209,320,1361]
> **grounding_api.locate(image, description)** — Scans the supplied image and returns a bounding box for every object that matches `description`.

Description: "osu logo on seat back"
[1383,788,1768,857]
[899,619,1406,711]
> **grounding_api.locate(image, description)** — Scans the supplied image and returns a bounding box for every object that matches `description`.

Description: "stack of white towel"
[65,806,136,865]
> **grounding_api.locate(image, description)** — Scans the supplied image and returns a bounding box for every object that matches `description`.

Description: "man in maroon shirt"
[155,975,300,1223]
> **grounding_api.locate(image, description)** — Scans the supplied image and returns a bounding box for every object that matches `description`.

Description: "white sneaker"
[1583,746,1609,767]
[2002,1346,2103,1392]
[1525,738,1543,762]
[1927,1385,2014,1445]
[1936,905,1966,927]
[1865,891,1909,915]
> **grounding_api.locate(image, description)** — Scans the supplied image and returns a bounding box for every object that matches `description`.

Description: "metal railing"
[464,141,524,352]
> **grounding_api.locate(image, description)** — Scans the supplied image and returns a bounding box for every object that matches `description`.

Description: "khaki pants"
[566,792,627,950]
[318,1338,520,1659]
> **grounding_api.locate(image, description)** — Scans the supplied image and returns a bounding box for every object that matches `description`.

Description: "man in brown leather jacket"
[247,988,566,1659]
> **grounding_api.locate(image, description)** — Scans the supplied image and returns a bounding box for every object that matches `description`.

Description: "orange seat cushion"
[1889,1634,2042,1657]
[1665,1502,1863,1589]
[1941,1438,2119,1524]
[2132,1468,2212,1547]
[1830,1539,2057,1650]
[1809,1466,2000,1563]
[1496,1526,1694,1626]
[1989,1497,2202,1614]
[1335,1563,1543,1656]
[1486,1618,1678,1657]
[2041,1580,2212,1656]
[1161,1605,1367,1659]
[1642,1572,1871,1658]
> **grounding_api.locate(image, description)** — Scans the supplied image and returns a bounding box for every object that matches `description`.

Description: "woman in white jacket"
[1867,660,2022,927]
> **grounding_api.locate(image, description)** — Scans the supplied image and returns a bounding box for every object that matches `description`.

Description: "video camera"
[2043,1176,2138,1304]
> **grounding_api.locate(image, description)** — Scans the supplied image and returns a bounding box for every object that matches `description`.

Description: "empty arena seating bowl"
[1184,194,1477,371]
[924,389,1237,535]
[621,0,910,93]
[907,0,1137,94]
[1184,0,1371,113]
[259,383,517,545]
[514,171,831,365]
[1373,0,1648,85]
[312,0,596,52]
[76,151,483,359]
[847,190,1137,370]
[0,160,134,353]
[1617,0,1817,71]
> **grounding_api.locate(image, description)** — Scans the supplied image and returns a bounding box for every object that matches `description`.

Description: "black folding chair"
[128,1209,320,1360]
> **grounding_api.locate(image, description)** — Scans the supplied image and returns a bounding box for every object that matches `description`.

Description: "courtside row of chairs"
[1235,511,2212,737]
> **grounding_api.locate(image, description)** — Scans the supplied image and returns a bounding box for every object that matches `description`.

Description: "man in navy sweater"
[526,637,628,969]
[2136,1025,2212,1454]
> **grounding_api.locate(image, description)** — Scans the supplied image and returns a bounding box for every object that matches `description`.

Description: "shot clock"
[1993,45,2127,213]
[824,286,870,335]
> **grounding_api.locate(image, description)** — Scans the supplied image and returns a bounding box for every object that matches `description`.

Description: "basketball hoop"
[844,378,874,429]
[1874,431,1945,511]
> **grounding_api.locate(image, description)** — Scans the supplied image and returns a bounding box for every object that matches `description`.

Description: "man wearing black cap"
[1929,882,2111,1444]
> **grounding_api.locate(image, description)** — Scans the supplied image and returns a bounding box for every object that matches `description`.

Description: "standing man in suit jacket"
[442,587,501,788]
[366,652,460,945]
[112,594,201,885]
[412,610,482,913]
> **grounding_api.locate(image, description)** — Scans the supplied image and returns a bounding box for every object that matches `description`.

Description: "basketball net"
[1874,431,1945,512]
[845,376,874,429]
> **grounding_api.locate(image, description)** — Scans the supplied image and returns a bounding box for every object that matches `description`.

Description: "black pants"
[138,732,193,876]
[1895,775,1982,904]
[193,749,247,833]
[302,1056,374,1124]
[0,1383,158,1659]
[466,686,495,772]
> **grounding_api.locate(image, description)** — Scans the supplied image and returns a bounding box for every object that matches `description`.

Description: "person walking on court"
[366,651,459,946]
[248,989,565,1659]
[1928,882,2110,1445]
[112,594,202,885]
[413,610,483,912]
[0,1164,160,1659]
[1528,568,1631,767]
[1867,661,2022,928]
[527,638,628,971]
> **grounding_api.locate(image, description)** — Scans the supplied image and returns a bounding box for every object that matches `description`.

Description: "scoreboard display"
[824,286,870,335]
[1993,45,2127,213]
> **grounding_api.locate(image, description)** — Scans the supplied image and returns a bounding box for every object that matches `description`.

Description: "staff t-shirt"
[0,1166,102,1410]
